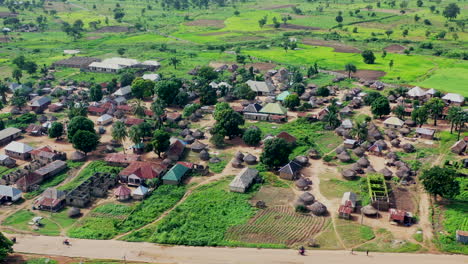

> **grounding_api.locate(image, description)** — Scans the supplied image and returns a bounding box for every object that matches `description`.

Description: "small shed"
[97,114,113,126]
[344,139,357,149]
[229,168,259,193]
[383,117,404,129]
[114,185,131,201]
[132,185,149,200]
[162,163,190,185]
[416,127,435,139]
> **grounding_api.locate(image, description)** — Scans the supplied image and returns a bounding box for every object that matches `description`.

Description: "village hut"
[180,128,192,137]
[299,192,315,205]
[342,169,357,179]
[404,119,416,127]
[353,147,365,157]
[352,163,363,174]
[402,143,416,153]
[399,127,411,136]
[335,146,346,155]
[361,205,378,216]
[162,158,172,166]
[385,129,398,140]
[209,157,221,164]
[234,151,244,161]
[335,127,346,136]
[67,207,81,218]
[309,202,327,216]
[451,140,467,155]
[386,152,399,160]
[295,177,310,191]
[391,138,401,148]
[366,166,377,174]
[191,141,207,153]
[243,154,257,165]
[394,160,407,168]
[337,151,352,162]
[231,159,243,168]
[308,149,321,159]
[357,157,370,168]
[199,150,210,161]
[375,140,388,150]
[192,130,204,139]
[48,115,58,121]
[178,120,188,129]
[379,167,393,179]
[184,135,195,144]
[294,156,309,166]
[368,129,383,141]
[38,115,48,123]
[388,94,396,102]
[114,185,131,201]
[114,110,125,119]
[70,151,86,162]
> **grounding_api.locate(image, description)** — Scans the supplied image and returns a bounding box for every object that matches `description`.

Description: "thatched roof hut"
[68,207,81,218]
[38,115,48,123]
[199,150,210,161]
[404,119,416,127]
[386,152,399,160]
[396,166,411,178]
[294,155,309,166]
[375,140,388,150]
[337,151,351,162]
[361,141,371,149]
[162,158,172,166]
[368,129,383,141]
[366,166,376,174]
[184,135,195,144]
[335,146,346,155]
[209,157,221,163]
[299,192,315,205]
[234,151,244,161]
[379,167,393,179]
[191,141,207,153]
[394,160,407,168]
[402,143,415,153]
[385,129,398,140]
[361,205,378,215]
[243,154,257,165]
[399,127,411,136]
[353,147,365,157]
[180,128,192,137]
[351,163,363,174]
[295,177,310,190]
[308,202,327,216]
[178,120,188,129]
[342,169,357,179]
[390,138,401,147]
[70,151,86,162]
[357,157,370,168]
[231,159,243,168]
[308,149,321,159]
[192,129,205,139]
[335,127,346,136]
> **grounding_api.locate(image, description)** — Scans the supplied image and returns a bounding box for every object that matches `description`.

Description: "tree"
[283,94,300,110]
[197,66,218,81]
[242,126,262,146]
[290,83,305,95]
[363,91,383,106]
[371,97,390,118]
[128,125,143,145]
[151,100,165,129]
[72,130,99,155]
[174,91,189,107]
[425,97,445,126]
[447,106,463,134]
[417,0,423,7]
[155,79,182,105]
[67,116,95,140]
[24,61,37,74]
[131,78,154,99]
[402,29,409,37]
[420,166,460,200]
[117,48,126,56]
[119,72,135,87]
[12,68,22,83]
[361,50,376,64]
[152,130,170,158]
[234,83,256,100]
[260,138,292,169]
[89,84,103,101]
[111,121,128,153]
[48,122,64,140]
[344,63,357,79]
[411,106,429,127]
[0,232,13,262]
[133,100,147,118]
[0,82,6,104]
[199,86,217,106]
[385,30,393,38]
[68,104,88,119]
[351,121,368,142]
[258,15,267,28]
[10,95,26,110]
[316,87,330,97]
[212,107,244,139]
[335,15,343,23]
[392,104,405,119]
[389,59,394,70]
[169,57,181,69]
[236,55,246,65]
[443,3,460,20]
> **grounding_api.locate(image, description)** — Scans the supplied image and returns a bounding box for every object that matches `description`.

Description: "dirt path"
[10,234,467,264]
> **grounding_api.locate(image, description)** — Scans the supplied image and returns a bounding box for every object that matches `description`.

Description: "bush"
[323,155,333,162]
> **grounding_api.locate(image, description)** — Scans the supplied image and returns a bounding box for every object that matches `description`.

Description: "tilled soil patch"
[94,26,129,33]
[273,24,321,30]
[384,44,406,53]
[261,4,297,10]
[185,19,225,28]
[303,38,361,53]
[336,70,387,80]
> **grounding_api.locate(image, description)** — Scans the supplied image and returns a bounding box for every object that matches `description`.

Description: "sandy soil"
[384,44,406,53]
[185,20,225,28]
[11,234,467,264]
[302,39,361,53]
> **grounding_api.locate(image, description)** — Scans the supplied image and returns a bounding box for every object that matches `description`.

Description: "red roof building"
[276,131,297,144]
[125,117,144,126]
[104,153,141,166]
[119,161,167,186]
[166,140,185,161]
[88,106,107,115]
[117,105,133,113]
[389,208,406,222]
[177,161,194,169]
[114,185,131,201]
[144,109,154,117]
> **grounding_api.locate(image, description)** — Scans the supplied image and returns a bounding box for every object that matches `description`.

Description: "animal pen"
[367,174,390,211]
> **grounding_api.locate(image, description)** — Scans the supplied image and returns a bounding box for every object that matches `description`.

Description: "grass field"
[58,161,121,191]
[2,210,61,236]
[356,228,422,253]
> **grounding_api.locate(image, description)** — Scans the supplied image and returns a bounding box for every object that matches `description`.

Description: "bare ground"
[302,39,361,53]
[384,44,406,53]
[93,26,129,33]
[270,24,321,30]
[336,70,387,80]
[185,19,225,28]
[261,4,297,10]
[244,62,277,72]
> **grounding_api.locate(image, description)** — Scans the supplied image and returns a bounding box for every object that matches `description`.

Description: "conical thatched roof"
[404,119,416,127]
[294,155,309,166]
[180,128,192,137]
[184,135,195,144]
[357,157,370,167]
[366,166,376,174]
[68,207,81,218]
[342,169,357,178]
[396,166,411,178]
[234,151,244,161]
[386,152,399,160]
[209,157,221,163]
[308,149,321,159]
[70,151,86,161]
[375,140,388,150]
[399,127,411,135]
[199,150,210,161]
[361,141,371,149]
[390,138,401,147]
[361,205,378,215]
[385,129,398,140]
[335,146,346,155]
[352,163,363,173]
[353,147,365,157]
[337,151,351,162]
[308,202,327,216]
[394,160,407,168]
[192,129,204,139]
[231,159,243,168]
[379,167,393,178]
[295,177,310,189]
[178,120,188,129]
[191,141,207,152]
[299,192,315,205]
[243,154,257,165]
[402,143,415,153]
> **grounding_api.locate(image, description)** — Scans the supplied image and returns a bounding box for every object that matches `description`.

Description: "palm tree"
[392,105,405,119]
[447,106,462,134]
[351,121,368,142]
[132,100,146,118]
[454,111,467,140]
[151,99,165,129]
[0,81,8,104]
[426,98,445,126]
[111,121,128,153]
[344,63,357,79]
[128,125,142,145]
[169,57,181,69]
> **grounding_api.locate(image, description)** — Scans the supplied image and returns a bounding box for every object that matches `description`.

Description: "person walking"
[366,250,369,256]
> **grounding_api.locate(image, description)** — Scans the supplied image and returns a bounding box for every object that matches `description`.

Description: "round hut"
[357,157,370,168]
[385,129,398,140]
[308,149,321,159]
[38,115,48,123]
[68,207,81,218]
[231,159,243,168]
[379,167,393,179]
[335,146,346,155]
[386,152,399,160]
[295,177,310,191]
[199,150,210,161]
[243,154,257,165]
[353,147,365,157]
[404,119,416,127]
[209,157,221,164]
[375,140,388,150]
[361,205,378,216]
[191,141,207,153]
[180,128,192,137]
[352,163,363,174]
[298,192,315,205]
[342,169,357,179]
[234,151,244,161]
[308,202,327,216]
[184,135,195,144]
[70,151,86,162]
[178,120,188,129]
[399,127,411,136]
[192,129,205,139]
[294,156,309,167]
[396,166,411,178]
[337,151,351,162]
[402,143,415,153]
[390,138,401,148]
[365,166,377,174]
[114,185,131,201]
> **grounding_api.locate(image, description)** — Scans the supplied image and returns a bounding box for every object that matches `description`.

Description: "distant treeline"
[161,0,243,10]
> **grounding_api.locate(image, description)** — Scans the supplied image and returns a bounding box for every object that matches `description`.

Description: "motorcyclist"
[299,246,305,255]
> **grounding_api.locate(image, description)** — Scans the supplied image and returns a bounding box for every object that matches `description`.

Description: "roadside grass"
[320,178,362,200]
[313,221,344,250]
[25,258,58,264]
[356,228,422,253]
[335,218,375,248]
[435,200,468,255]
[139,177,257,246]
[259,171,290,188]
[2,210,61,236]
[58,161,121,192]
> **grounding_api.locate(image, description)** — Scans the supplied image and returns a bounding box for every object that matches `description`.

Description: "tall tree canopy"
[67,116,95,140]
[420,166,460,199]
[260,138,292,169]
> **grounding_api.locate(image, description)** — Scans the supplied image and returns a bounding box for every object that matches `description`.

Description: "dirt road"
[11,234,465,264]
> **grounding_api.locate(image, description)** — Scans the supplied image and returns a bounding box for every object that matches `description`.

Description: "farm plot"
[225,206,327,246]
